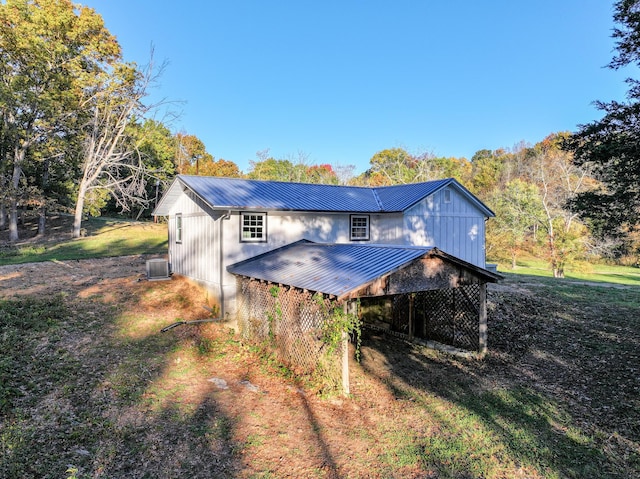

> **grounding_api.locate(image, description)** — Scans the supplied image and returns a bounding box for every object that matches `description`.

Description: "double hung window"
[350,215,370,241]
[241,212,267,242]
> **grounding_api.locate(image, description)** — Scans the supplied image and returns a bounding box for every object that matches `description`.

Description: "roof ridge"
[370,188,384,210]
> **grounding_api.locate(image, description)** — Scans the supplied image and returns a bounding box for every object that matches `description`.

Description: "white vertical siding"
[167,192,219,290]
[404,186,487,267]
[371,214,404,243]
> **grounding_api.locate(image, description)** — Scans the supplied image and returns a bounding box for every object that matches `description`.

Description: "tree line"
[2,0,639,274]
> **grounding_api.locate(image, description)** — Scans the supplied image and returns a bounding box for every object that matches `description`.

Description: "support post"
[342,302,350,396]
[479,283,488,354]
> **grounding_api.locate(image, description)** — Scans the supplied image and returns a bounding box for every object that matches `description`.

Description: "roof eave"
[152,176,183,216]
[431,248,503,282]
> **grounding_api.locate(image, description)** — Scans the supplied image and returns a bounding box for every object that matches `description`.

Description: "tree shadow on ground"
[359,330,608,478]
[356,278,640,479]
[0,293,241,479]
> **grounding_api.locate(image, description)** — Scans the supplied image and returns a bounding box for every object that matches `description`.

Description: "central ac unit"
[146,258,170,280]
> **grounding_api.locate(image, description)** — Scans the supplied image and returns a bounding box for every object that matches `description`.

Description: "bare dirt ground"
[0,255,149,297]
[1,256,639,478]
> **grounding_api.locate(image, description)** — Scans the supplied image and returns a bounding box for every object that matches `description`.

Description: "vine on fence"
[266,285,281,344]
[313,293,362,361]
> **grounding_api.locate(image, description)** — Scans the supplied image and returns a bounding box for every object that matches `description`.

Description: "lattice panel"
[236,278,342,385]
[418,289,454,344]
[390,284,482,351]
[451,285,481,351]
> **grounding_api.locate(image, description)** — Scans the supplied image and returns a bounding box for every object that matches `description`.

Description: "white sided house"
[153,175,496,322]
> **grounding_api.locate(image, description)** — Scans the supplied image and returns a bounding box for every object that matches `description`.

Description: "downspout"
[219,210,231,319]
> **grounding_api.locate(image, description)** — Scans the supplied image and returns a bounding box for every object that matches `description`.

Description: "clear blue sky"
[86,1,632,175]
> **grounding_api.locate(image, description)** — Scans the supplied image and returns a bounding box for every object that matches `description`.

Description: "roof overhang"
[152,176,184,216]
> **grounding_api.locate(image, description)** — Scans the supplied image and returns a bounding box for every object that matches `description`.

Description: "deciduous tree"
[366,147,417,185]
[487,179,543,269]
[193,158,241,178]
[245,150,343,184]
[175,133,212,175]
[529,134,591,277]
[72,59,161,237]
[0,0,119,241]
[566,0,640,262]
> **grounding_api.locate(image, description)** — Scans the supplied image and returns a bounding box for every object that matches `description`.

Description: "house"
[154,174,495,307]
[154,175,500,390]
[153,175,500,374]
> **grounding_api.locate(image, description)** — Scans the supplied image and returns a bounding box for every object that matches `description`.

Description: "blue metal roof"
[227,240,434,298]
[178,175,380,212]
[154,175,494,217]
[372,179,454,211]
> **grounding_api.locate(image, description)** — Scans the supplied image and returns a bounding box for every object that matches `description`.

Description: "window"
[241,212,267,242]
[350,215,370,241]
[175,213,182,243]
[443,188,452,203]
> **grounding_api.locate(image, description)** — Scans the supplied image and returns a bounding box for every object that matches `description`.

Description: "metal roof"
[227,240,434,298]
[180,175,380,212]
[372,179,453,211]
[153,175,494,217]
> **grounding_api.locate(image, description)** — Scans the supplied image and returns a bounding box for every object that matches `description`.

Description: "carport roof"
[227,240,500,299]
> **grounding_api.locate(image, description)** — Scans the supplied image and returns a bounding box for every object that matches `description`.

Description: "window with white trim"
[350,215,370,241]
[175,213,182,243]
[443,188,452,203]
[241,212,267,242]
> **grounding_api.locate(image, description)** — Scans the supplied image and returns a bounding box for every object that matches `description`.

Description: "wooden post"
[342,302,350,396]
[479,283,488,354]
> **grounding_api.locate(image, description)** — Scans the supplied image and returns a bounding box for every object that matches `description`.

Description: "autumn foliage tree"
[246,151,339,184]
[486,179,543,269]
[0,0,176,239]
[527,135,592,277]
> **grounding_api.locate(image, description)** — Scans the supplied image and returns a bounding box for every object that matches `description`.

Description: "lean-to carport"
[228,240,501,393]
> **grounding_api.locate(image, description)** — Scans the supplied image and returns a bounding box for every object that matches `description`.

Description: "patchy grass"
[0,216,167,265]
[1,257,639,478]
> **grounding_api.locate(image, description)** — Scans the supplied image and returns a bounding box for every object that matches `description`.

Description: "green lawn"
[0,217,167,265]
[490,257,640,286]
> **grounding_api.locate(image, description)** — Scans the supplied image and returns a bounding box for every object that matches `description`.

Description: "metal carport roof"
[227,240,432,298]
[227,240,500,299]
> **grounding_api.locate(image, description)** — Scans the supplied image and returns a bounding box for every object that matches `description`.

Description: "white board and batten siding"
[167,191,220,291]
[167,208,407,311]
[222,210,404,259]
[403,186,487,268]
